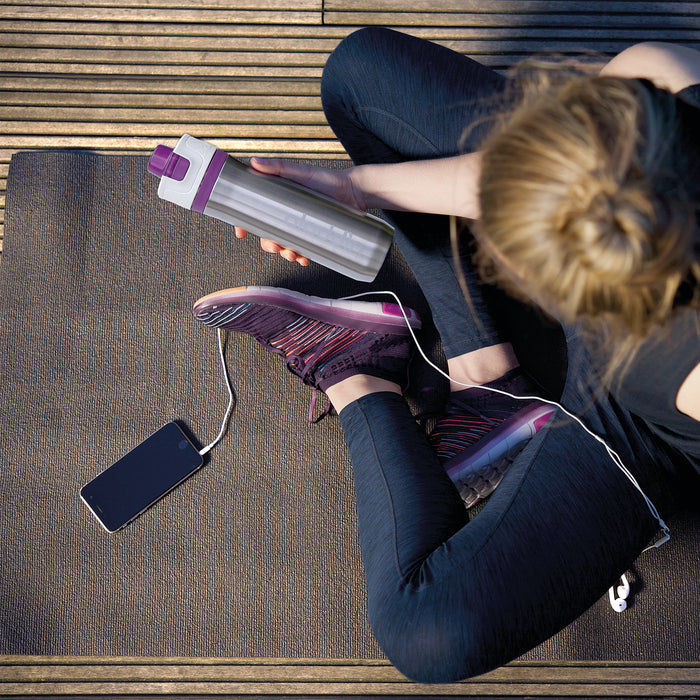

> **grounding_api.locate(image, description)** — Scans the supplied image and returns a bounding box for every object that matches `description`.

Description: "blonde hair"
[473,73,699,376]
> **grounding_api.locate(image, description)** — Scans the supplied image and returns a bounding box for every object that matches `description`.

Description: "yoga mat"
[0,151,697,662]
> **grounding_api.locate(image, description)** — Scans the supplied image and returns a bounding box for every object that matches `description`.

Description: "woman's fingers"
[234,157,342,266]
[234,228,309,265]
[260,238,310,266]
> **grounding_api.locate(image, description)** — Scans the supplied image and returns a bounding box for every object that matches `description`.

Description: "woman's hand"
[234,157,366,266]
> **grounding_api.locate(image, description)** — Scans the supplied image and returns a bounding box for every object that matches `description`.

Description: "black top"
[615,82,700,473]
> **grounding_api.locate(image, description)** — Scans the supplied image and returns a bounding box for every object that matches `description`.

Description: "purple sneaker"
[442,403,554,507]
[429,370,555,508]
[192,286,421,395]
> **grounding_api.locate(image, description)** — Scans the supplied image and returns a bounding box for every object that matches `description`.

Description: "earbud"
[616,574,630,600]
[608,574,630,613]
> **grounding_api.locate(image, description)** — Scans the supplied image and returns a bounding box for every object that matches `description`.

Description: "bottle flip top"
[148,134,394,283]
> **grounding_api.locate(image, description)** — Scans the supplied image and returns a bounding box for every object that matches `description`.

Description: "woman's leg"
[322,27,505,163]
[336,338,677,681]
[322,28,563,498]
[322,28,566,390]
[192,285,677,683]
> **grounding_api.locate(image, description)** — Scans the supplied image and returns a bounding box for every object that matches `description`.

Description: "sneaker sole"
[445,402,555,502]
[193,285,422,335]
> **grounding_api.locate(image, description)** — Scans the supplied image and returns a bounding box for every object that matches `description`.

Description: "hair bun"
[564,179,656,283]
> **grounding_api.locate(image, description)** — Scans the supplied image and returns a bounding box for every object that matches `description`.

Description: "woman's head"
[476,74,698,339]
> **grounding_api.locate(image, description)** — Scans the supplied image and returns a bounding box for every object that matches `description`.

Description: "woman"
[194,30,699,682]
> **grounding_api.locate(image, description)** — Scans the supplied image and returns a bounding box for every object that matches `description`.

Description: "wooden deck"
[2,1,700,254]
[1,656,700,697]
[1,1,700,696]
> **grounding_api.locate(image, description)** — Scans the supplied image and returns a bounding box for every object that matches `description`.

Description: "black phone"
[80,422,204,532]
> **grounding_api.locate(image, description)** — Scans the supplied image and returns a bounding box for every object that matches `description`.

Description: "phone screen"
[81,422,204,532]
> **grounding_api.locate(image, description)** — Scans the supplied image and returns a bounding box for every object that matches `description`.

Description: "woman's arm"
[345,44,700,217]
[677,362,700,422]
[249,43,700,264]
[346,43,700,218]
[247,152,483,220]
[350,152,483,220]
[600,42,700,93]
[242,153,483,263]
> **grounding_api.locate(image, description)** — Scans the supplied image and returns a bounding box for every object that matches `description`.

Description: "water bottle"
[147,134,394,282]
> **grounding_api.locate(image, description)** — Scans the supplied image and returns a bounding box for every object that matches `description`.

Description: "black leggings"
[323,28,684,683]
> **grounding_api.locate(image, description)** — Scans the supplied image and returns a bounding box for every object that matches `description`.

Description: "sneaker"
[192,286,421,394]
[429,370,555,508]
[443,403,554,507]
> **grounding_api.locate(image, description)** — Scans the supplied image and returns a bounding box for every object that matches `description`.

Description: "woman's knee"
[368,599,490,683]
[321,27,397,106]
[324,27,393,71]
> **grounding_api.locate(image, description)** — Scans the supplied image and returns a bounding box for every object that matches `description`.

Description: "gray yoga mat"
[0,151,697,661]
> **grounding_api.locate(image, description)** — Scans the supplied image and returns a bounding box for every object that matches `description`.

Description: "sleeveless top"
[614,82,700,473]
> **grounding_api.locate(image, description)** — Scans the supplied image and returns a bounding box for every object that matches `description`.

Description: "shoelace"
[268,316,371,423]
[274,322,368,386]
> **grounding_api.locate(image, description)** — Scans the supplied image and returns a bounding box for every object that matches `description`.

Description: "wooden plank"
[4,8,694,27]
[0,76,322,96]
[4,0,320,7]
[6,0,699,9]
[0,62,324,78]
[5,23,700,44]
[0,121,334,138]
[0,659,698,697]
[0,137,346,152]
[0,91,322,109]
[5,20,700,42]
[3,659,700,683]
[1,680,698,696]
[0,149,342,161]
[0,149,344,162]
[1,48,329,67]
[0,107,326,124]
[324,13,700,28]
[1,33,342,51]
[0,7,322,23]
[7,34,700,55]
[1,20,348,37]
[9,20,698,41]
[325,0,700,12]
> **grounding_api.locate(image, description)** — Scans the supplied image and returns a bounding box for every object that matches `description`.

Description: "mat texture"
[0,151,697,661]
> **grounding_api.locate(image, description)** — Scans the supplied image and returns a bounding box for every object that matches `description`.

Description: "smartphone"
[80,422,204,532]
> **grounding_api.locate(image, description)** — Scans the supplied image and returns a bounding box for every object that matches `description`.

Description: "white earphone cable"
[199,328,234,456]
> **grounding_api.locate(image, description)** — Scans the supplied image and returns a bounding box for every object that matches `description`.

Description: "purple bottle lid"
[148,145,190,182]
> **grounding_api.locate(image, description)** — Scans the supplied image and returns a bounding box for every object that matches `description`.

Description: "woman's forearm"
[349,152,482,220]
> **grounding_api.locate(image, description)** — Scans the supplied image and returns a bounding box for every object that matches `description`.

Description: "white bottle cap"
[155,134,217,210]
